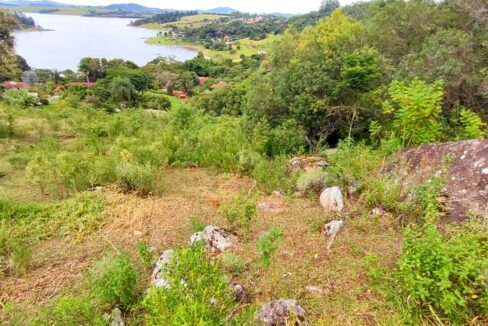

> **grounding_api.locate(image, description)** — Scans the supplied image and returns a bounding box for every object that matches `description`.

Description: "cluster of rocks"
[289,156,330,173]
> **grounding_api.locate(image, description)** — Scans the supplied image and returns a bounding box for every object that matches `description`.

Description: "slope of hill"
[203,7,236,15]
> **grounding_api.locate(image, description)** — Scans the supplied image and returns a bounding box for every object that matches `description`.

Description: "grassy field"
[141,14,224,30]
[0,6,108,15]
[0,104,405,325]
[146,34,280,61]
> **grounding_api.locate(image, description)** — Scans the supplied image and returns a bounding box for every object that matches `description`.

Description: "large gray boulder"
[258,299,307,325]
[190,225,232,252]
[320,187,344,212]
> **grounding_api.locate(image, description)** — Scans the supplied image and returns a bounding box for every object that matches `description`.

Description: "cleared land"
[141,14,224,30]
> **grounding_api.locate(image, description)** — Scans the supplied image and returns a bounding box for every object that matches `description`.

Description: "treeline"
[131,10,199,26]
[13,12,37,29]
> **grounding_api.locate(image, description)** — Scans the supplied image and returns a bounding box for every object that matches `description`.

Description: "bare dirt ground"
[1,168,403,325]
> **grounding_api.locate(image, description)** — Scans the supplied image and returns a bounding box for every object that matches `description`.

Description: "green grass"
[146,34,280,61]
[141,14,224,30]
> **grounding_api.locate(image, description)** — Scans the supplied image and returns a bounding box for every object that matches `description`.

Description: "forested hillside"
[1,0,488,325]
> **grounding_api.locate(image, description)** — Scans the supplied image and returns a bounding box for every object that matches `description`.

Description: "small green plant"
[136,241,154,270]
[33,295,105,326]
[257,226,285,268]
[190,216,206,232]
[252,157,295,194]
[219,252,246,276]
[458,107,486,140]
[86,253,140,309]
[219,195,256,231]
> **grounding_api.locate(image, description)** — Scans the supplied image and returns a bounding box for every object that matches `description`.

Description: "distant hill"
[203,7,236,15]
[0,0,66,6]
[103,3,167,14]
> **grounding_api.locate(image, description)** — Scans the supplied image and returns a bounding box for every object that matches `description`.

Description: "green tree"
[383,79,444,145]
[110,77,137,108]
[0,10,20,82]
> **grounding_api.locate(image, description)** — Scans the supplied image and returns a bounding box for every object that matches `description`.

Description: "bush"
[219,196,256,231]
[251,157,294,194]
[116,160,160,196]
[219,252,246,276]
[399,222,488,324]
[33,295,105,326]
[143,245,252,325]
[86,253,140,309]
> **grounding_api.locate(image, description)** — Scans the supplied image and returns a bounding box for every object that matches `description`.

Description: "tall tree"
[0,10,20,82]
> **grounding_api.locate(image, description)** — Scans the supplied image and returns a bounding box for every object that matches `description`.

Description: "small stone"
[133,230,143,237]
[231,282,246,302]
[482,168,488,175]
[109,308,125,326]
[320,187,344,212]
[305,285,325,298]
[258,299,307,326]
[324,220,344,252]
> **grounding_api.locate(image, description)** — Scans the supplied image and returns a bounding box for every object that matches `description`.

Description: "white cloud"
[43,0,337,14]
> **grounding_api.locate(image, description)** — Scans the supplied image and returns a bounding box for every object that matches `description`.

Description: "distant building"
[199,77,209,86]
[173,90,189,99]
[2,81,27,89]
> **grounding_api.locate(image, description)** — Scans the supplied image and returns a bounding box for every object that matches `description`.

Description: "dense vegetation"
[1,0,488,324]
[131,10,199,26]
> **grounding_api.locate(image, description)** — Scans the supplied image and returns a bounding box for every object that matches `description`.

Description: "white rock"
[320,187,344,212]
[305,285,325,298]
[151,249,175,288]
[190,226,232,252]
[324,220,344,252]
[482,168,488,175]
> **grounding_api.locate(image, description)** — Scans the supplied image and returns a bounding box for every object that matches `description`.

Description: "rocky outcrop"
[319,187,344,213]
[395,139,488,221]
[190,225,233,252]
[258,299,307,326]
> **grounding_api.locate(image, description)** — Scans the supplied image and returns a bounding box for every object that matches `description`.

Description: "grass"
[141,14,225,30]
[146,34,280,61]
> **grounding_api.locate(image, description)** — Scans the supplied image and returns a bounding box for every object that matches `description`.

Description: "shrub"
[33,295,105,326]
[219,196,256,231]
[136,241,154,270]
[383,79,444,146]
[219,252,246,276]
[399,223,488,324]
[86,253,140,309]
[458,108,486,140]
[143,245,252,325]
[251,157,294,194]
[116,161,159,196]
[296,168,327,194]
[0,224,32,276]
[257,226,285,269]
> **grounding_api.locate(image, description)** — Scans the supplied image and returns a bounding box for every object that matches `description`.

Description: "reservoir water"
[13,13,197,70]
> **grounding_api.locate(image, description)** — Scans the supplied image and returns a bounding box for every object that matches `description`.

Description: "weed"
[257,226,284,269]
[190,216,206,232]
[86,253,140,309]
[219,252,246,276]
[219,195,256,231]
[136,241,154,270]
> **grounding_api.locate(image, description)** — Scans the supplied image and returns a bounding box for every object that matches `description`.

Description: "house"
[173,90,189,99]
[199,77,209,86]
[2,81,27,89]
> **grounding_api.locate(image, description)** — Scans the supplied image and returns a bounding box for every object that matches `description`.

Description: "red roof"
[68,82,96,87]
[173,90,188,99]
[2,81,27,89]
[199,77,209,86]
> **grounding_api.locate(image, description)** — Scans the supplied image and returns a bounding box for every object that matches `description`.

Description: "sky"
[47,0,333,14]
